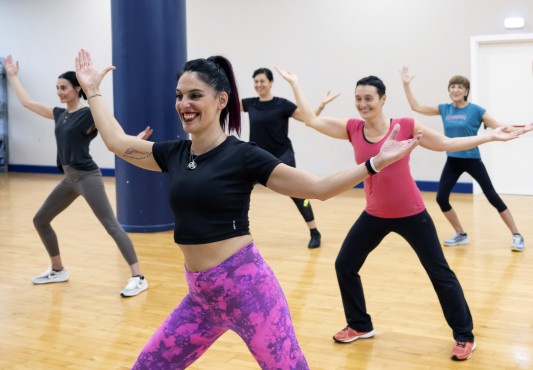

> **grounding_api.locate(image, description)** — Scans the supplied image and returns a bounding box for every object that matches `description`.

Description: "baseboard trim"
[8,164,115,177]
[7,165,473,193]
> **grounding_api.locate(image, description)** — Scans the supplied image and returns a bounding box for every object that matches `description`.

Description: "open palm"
[374,124,421,169]
[75,49,115,94]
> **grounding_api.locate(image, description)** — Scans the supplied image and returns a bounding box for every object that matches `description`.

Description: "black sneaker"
[308,231,321,249]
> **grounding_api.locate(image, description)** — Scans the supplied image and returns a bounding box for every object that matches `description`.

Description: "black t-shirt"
[242,97,297,158]
[53,107,98,171]
[152,135,281,245]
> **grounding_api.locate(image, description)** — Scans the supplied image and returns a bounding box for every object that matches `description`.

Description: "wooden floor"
[0,172,532,370]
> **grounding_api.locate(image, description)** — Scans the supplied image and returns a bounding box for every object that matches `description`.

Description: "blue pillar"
[111,0,187,232]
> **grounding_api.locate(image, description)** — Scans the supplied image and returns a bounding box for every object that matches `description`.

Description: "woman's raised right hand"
[5,55,19,77]
[75,49,116,97]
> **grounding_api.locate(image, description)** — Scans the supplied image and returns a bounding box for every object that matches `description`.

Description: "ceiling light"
[504,17,525,29]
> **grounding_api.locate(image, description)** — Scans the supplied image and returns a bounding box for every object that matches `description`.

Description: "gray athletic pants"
[33,165,138,265]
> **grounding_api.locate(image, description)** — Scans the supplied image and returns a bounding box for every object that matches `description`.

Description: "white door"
[471,34,533,195]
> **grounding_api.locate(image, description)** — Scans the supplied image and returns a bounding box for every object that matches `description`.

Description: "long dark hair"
[58,71,86,100]
[178,56,241,136]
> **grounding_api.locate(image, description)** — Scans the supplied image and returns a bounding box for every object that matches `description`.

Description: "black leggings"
[335,210,474,341]
[436,157,507,213]
[278,150,315,223]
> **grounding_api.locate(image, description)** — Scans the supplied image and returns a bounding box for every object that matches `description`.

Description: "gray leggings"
[33,166,138,265]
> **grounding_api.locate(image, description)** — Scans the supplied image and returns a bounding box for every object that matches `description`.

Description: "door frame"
[470,33,533,195]
[470,33,533,103]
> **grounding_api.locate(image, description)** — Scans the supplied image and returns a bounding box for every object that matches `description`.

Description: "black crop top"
[152,135,281,244]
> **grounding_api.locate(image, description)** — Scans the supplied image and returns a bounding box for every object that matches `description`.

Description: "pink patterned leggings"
[132,242,309,370]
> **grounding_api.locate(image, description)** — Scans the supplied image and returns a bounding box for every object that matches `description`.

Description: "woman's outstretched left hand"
[491,126,523,141]
[523,122,533,133]
[373,124,421,171]
[275,66,298,85]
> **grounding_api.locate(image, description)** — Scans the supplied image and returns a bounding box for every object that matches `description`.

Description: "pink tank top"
[346,118,425,218]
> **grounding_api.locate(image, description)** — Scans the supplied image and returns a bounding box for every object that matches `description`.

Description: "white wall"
[0,0,114,167]
[1,0,532,181]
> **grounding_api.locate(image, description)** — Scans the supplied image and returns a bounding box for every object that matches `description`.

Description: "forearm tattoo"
[124,148,153,160]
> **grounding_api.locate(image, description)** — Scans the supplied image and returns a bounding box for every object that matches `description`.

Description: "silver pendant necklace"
[63,105,82,123]
[187,131,225,170]
[187,152,198,170]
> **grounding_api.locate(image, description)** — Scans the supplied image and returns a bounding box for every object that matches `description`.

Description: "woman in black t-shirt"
[241,68,339,249]
[75,49,420,369]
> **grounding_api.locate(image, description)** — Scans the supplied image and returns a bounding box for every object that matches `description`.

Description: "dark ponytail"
[178,56,241,136]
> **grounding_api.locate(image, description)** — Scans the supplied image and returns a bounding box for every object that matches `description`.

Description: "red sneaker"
[333,326,375,343]
[450,341,476,361]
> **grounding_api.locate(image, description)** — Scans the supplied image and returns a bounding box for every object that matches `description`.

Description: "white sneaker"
[32,268,69,284]
[444,232,469,247]
[512,234,524,252]
[120,276,148,297]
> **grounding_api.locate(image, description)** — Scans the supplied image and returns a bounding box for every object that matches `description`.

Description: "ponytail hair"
[58,71,86,100]
[178,56,241,136]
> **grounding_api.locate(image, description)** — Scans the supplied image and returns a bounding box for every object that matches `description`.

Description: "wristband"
[369,156,380,173]
[365,158,377,175]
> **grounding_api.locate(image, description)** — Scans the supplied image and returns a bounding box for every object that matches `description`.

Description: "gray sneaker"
[444,232,469,247]
[32,268,69,284]
[120,276,148,297]
[511,234,524,252]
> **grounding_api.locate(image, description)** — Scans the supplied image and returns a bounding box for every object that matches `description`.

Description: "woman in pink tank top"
[277,67,522,362]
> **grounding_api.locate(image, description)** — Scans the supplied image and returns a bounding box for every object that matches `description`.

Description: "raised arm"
[276,66,349,139]
[314,90,340,116]
[399,66,440,116]
[5,55,53,119]
[267,123,421,200]
[414,119,522,152]
[75,49,159,172]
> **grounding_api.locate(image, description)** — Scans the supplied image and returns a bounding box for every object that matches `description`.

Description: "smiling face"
[175,72,227,134]
[56,78,80,104]
[253,73,273,99]
[447,75,470,104]
[354,85,386,120]
[448,83,469,104]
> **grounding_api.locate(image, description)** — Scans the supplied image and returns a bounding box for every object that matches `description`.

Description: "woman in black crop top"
[241,67,340,249]
[75,49,420,369]
[5,55,150,297]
